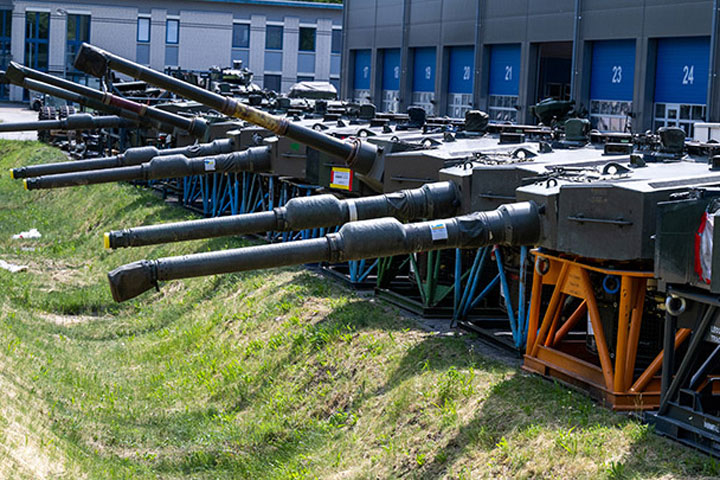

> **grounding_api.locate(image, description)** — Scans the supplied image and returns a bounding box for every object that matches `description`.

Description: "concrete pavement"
[0,102,37,140]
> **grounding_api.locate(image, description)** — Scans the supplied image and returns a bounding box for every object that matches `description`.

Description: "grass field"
[0,139,717,479]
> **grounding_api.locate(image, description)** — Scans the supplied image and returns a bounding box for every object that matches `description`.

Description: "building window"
[299,27,315,52]
[0,10,12,99]
[232,23,249,48]
[331,29,342,54]
[137,17,150,43]
[266,25,283,50]
[297,75,314,83]
[264,74,281,92]
[166,19,179,44]
[25,12,49,72]
[66,14,90,75]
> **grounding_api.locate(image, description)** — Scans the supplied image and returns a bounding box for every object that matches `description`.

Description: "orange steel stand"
[523,251,690,411]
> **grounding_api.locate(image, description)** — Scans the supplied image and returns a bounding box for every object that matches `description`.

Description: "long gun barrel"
[107,201,541,302]
[74,43,379,176]
[0,113,137,133]
[0,73,151,127]
[23,146,271,190]
[106,181,460,248]
[5,61,208,139]
[11,138,235,179]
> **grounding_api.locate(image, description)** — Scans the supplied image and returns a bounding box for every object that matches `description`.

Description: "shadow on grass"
[417,373,715,479]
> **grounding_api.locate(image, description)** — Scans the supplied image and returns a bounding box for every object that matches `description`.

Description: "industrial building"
[342,0,720,136]
[0,0,342,101]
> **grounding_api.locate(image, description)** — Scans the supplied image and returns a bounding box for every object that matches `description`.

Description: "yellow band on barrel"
[232,101,285,135]
[9,169,14,180]
[103,232,110,249]
[23,179,28,190]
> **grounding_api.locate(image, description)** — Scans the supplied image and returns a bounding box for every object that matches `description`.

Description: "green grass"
[0,139,716,478]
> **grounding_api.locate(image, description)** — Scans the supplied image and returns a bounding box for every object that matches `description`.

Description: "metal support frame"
[646,286,720,458]
[374,245,531,350]
[523,250,666,411]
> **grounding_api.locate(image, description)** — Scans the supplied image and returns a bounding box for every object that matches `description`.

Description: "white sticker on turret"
[430,222,448,241]
[204,159,216,171]
[331,167,352,191]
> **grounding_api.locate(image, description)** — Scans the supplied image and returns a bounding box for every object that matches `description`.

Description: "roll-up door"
[654,37,710,137]
[447,46,474,118]
[381,49,401,113]
[352,49,372,104]
[412,47,436,115]
[589,40,635,132]
[488,44,520,122]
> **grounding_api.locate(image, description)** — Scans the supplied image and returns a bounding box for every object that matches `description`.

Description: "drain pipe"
[570,0,582,101]
[707,0,719,122]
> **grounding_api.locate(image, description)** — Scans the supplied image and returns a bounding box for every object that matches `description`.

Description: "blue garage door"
[447,46,474,117]
[591,40,635,101]
[488,44,520,122]
[654,37,709,104]
[589,40,635,132]
[382,49,401,91]
[489,44,520,96]
[353,49,371,90]
[412,47,436,114]
[381,48,401,112]
[448,46,474,94]
[412,47,436,92]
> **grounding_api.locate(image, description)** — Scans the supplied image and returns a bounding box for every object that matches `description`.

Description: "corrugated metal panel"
[382,48,401,90]
[488,44,520,96]
[412,47,436,92]
[447,46,474,94]
[353,49,372,90]
[654,37,710,104]
[590,40,635,101]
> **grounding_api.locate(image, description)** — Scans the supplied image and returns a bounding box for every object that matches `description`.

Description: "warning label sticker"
[430,222,448,241]
[204,159,216,172]
[330,167,353,191]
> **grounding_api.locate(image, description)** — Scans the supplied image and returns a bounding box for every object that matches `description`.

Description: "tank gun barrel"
[0,113,137,133]
[5,61,208,139]
[106,181,460,249]
[23,146,271,190]
[108,201,541,302]
[0,74,150,126]
[74,43,379,175]
[11,138,235,179]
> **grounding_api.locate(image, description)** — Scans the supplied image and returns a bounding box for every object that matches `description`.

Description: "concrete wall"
[343,0,719,130]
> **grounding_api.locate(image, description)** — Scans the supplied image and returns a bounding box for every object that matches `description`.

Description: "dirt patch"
[37,312,104,326]
[4,255,92,287]
[0,370,70,479]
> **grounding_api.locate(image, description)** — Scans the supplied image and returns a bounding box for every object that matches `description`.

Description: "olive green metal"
[107,201,541,302]
[0,113,136,133]
[106,181,460,249]
[0,74,150,127]
[24,146,271,190]
[6,61,208,139]
[74,43,379,175]
[11,138,236,179]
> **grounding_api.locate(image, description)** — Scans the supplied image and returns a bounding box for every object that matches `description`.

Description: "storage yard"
[0,0,719,477]
[0,138,715,480]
